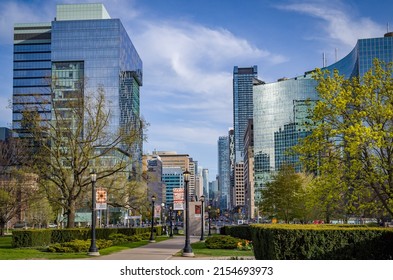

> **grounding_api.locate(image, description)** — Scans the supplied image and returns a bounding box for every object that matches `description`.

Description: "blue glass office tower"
[253,33,393,203]
[233,66,257,163]
[217,135,230,210]
[13,3,143,164]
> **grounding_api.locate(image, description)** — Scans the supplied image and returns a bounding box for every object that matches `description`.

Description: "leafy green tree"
[297,59,393,219]
[259,165,310,223]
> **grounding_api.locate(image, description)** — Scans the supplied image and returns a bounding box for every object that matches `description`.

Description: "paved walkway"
[91,235,202,260]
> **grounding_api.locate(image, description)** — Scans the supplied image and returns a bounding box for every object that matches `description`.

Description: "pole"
[169,206,173,237]
[88,170,99,256]
[149,195,156,242]
[208,206,212,236]
[200,195,205,241]
[182,170,194,257]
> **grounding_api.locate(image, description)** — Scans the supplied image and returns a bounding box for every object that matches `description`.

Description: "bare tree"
[24,85,146,228]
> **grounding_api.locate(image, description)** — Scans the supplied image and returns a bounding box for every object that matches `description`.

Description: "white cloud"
[133,20,286,131]
[277,1,384,49]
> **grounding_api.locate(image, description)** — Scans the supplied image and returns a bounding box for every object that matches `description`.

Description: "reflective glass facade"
[13,3,143,164]
[13,23,52,137]
[162,167,184,205]
[253,34,393,203]
[233,66,257,162]
[217,135,230,209]
[253,77,317,199]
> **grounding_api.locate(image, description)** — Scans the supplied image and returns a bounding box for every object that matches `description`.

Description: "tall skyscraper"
[217,135,230,210]
[233,66,257,163]
[13,3,143,165]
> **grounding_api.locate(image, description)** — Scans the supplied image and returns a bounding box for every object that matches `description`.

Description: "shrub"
[251,224,393,260]
[205,235,241,249]
[47,239,113,253]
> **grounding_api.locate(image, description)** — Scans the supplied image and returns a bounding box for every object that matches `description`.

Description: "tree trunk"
[0,221,5,236]
[66,200,76,228]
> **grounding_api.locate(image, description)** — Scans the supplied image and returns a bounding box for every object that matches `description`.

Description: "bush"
[47,239,113,253]
[251,224,393,260]
[205,235,242,249]
[12,230,52,248]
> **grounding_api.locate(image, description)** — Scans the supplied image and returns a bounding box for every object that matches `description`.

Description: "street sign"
[96,203,107,210]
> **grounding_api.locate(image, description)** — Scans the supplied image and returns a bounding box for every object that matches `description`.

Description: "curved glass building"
[253,33,393,201]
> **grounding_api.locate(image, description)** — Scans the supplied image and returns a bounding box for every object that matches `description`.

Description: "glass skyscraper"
[13,3,143,164]
[233,66,257,163]
[217,135,230,210]
[253,33,393,203]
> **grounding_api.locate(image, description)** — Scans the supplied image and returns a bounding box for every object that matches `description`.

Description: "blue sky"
[0,0,392,180]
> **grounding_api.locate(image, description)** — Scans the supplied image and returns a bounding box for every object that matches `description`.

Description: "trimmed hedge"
[12,230,52,248]
[12,226,162,248]
[220,225,252,241]
[251,224,393,260]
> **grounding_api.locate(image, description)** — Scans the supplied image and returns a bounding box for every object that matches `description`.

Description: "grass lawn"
[0,235,169,260]
[177,241,254,258]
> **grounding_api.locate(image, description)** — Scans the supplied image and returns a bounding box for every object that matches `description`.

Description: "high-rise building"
[252,33,393,205]
[217,135,230,210]
[143,154,165,204]
[202,168,209,199]
[243,119,255,219]
[162,167,184,207]
[13,3,143,165]
[233,66,258,163]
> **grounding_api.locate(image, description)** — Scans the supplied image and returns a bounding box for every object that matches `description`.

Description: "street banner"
[173,188,184,210]
[96,188,107,209]
[154,205,161,218]
[195,205,201,217]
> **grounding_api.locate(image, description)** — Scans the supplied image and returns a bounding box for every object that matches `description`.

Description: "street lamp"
[88,169,99,256]
[169,206,173,237]
[200,195,205,241]
[208,205,212,236]
[182,169,194,257]
[149,195,156,243]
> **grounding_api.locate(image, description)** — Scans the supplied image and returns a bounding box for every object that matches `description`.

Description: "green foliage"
[259,165,311,222]
[47,239,112,253]
[251,224,393,260]
[205,235,242,249]
[12,226,158,248]
[220,225,252,240]
[11,230,52,247]
[296,59,393,219]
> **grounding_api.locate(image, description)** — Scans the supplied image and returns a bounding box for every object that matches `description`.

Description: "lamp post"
[149,195,156,243]
[169,206,173,237]
[182,169,194,257]
[208,205,212,236]
[200,195,205,241]
[88,169,99,256]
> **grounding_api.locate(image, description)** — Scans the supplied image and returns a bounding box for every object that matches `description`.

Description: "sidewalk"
[92,235,202,260]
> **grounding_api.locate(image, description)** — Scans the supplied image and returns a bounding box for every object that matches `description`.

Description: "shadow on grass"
[0,235,170,260]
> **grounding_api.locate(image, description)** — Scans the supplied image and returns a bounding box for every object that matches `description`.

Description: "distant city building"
[217,135,230,210]
[202,168,209,199]
[143,154,165,204]
[153,151,197,200]
[0,127,11,141]
[233,66,258,163]
[243,119,255,219]
[233,162,245,207]
[162,167,184,207]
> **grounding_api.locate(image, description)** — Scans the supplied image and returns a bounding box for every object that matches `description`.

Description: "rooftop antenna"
[335,48,338,62]
[322,52,326,67]
[388,22,390,33]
